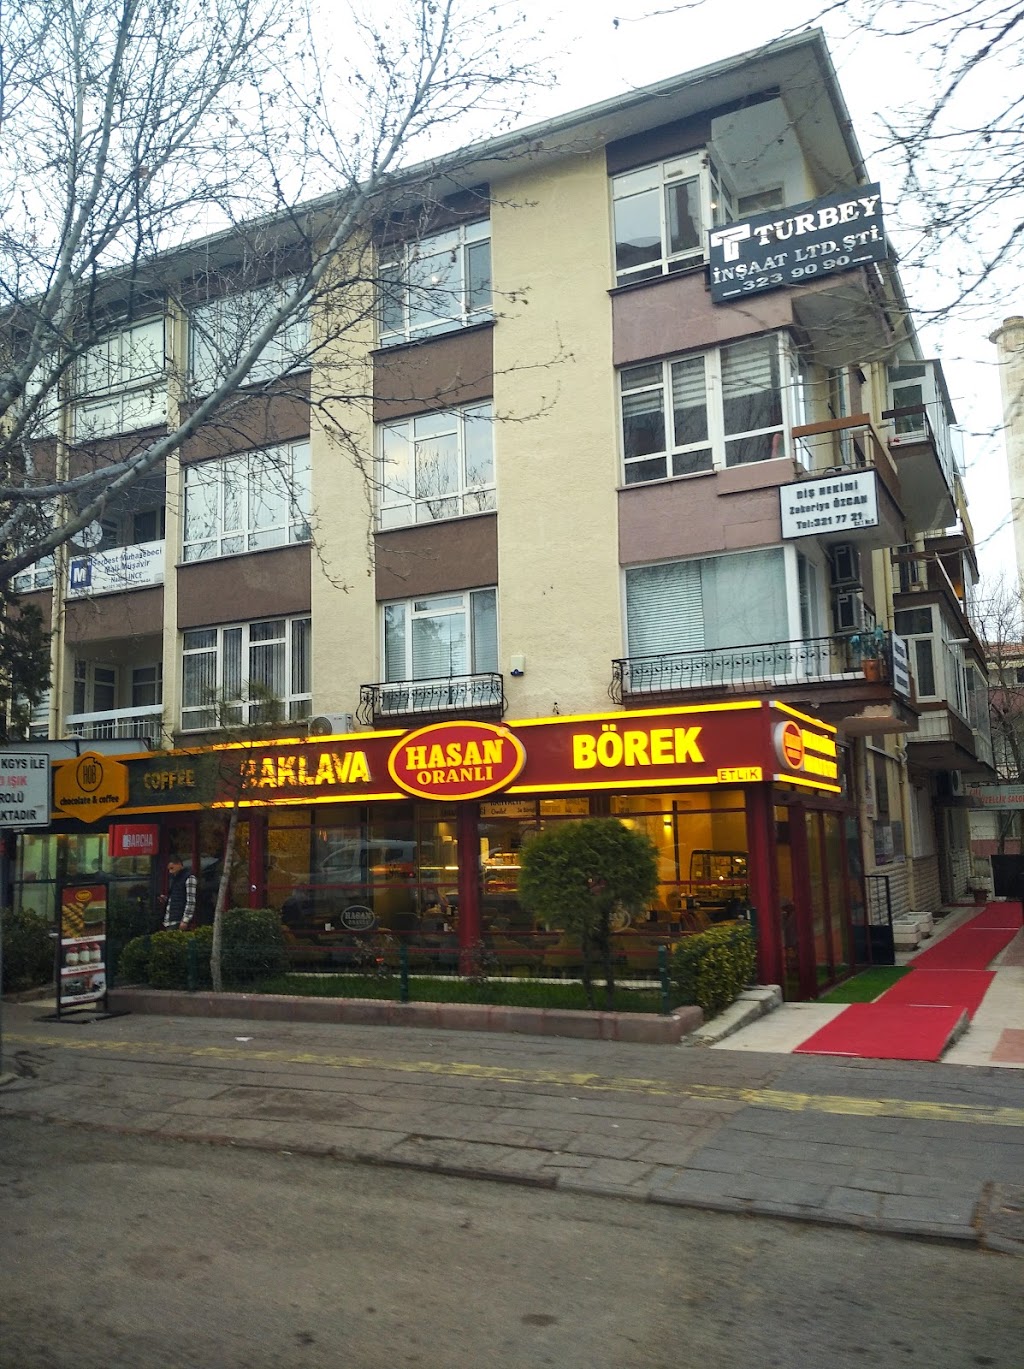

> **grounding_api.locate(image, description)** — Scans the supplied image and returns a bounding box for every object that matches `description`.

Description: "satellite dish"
[73,520,104,550]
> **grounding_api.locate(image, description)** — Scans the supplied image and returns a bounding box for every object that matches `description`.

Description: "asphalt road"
[1,1119,1021,1369]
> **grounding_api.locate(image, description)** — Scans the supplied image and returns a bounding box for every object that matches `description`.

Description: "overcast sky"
[496,0,1018,591]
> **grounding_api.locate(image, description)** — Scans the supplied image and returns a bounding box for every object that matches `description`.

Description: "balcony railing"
[790,413,901,507]
[64,705,164,741]
[358,673,505,725]
[610,633,896,702]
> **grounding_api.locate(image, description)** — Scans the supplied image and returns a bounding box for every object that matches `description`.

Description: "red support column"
[745,784,782,988]
[456,802,480,970]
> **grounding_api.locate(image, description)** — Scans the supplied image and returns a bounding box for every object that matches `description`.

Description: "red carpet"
[877,968,994,1020]
[794,903,1019,1060]
[794,1003,967,1061]
[910,903,1020,971]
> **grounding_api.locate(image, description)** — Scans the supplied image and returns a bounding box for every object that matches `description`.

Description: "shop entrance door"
[802,809,853,995]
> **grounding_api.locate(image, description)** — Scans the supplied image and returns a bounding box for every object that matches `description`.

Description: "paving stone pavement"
[2,1001,1022,1252]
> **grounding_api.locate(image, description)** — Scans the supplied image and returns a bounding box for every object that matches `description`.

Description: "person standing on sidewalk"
[160,857,198,930]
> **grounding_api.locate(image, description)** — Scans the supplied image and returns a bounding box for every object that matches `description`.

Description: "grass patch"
[252,972,670,1014]
[818,966,913,1003]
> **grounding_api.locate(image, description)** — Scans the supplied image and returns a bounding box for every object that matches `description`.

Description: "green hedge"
[1,907,54,993]
[115,908,286,990]
[672,922,756,1017]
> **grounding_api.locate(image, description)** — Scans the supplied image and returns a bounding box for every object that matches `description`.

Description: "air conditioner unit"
[829,543,861,588]
[949,770,964,797]
[832,589,865,634]
[308,712,355,737]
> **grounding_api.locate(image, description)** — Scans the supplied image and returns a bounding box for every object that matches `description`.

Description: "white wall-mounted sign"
[0,752,50,827]
[68,539,165,597]
[780,472,879,539]
[890,634,912,700]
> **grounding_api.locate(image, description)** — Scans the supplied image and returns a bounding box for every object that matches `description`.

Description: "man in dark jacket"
[161,857,198,929]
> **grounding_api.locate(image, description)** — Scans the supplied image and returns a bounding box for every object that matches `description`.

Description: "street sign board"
[0,752,50,827]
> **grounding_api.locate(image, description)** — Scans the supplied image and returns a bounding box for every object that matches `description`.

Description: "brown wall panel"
[177,544,311,628]
[612,270,796,369]
[373,325,493,421]
[65,587,164,644]
[617,463,793,566]
[181,377,311,465]
[375,514,498,601]
[13,589,53,635]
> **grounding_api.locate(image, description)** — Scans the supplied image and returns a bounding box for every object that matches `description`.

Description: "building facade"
[7,30,994,998]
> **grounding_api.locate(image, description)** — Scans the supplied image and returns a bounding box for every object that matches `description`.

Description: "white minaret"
[991,316,1024,582]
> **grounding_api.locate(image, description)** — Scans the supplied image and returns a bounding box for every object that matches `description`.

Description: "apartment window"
[189,281,311,395]
[73,318,166,439]
[73,662,117,715]
[383,589,497,682]
[625,549,788,657]
[183,440,311,562]
[379,220,492,346]
[378,403,495,529]
[612,152,734,285]
[132,664,163,708]
[620,334,798,482]
[181,616,312,730]
[12,555,55,594]
[894,606,936,698]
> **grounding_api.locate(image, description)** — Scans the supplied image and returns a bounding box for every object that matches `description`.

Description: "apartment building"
[8,30,993,999]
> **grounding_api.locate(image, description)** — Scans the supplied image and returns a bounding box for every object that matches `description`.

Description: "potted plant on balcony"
[854,626,887,682]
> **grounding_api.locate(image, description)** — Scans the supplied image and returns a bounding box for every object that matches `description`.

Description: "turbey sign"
[708,183,886,304]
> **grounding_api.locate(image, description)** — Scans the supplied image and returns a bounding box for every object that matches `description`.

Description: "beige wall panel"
[491,153,620,717]
[308,271,378,719]
[375,515,498,601]
[612,272,796,368]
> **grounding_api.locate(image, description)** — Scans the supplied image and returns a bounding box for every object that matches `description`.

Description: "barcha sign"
[708,182,886,304]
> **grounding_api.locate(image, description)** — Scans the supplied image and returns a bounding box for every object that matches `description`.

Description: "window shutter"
[626,562,705,656]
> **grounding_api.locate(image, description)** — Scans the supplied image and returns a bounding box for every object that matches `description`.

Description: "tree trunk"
[210,804,239,994]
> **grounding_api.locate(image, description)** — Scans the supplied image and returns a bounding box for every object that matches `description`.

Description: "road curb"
[107,985,703,1044]
[4,1106,995,1251]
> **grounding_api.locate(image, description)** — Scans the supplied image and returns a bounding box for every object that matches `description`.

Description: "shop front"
[18,700,862,999]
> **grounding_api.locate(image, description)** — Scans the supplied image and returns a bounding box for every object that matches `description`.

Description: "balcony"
[782,415,905,552]
[358,673,506,727]
[611,631,918,736]
[884,361,957,535]
[64,705,164,743]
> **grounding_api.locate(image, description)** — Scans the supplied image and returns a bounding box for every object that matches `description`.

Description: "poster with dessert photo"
[58,883,108,1008]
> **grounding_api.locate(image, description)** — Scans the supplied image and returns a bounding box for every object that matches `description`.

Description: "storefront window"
[611,791,748,927]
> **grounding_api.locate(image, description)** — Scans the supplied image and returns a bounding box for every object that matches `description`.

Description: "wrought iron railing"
[358,672,505,724]
[610,632,894,701]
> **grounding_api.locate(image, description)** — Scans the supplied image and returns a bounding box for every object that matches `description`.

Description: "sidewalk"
[2,999,1022,1253]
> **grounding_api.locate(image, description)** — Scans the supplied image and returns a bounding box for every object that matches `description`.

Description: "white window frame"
[73,661,118,715]
[383,588,498,683]
[72,317,166,440]
[612,150,735,285]
[619,333,804,483]
[378,220,492,346]
[12,555,55,594]
[181,616,312,731]
[377,403,495,529]
[182,440,311,562]
[189,280,311,395]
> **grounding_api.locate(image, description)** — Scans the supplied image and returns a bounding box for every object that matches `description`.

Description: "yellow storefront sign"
[53,751,129,823]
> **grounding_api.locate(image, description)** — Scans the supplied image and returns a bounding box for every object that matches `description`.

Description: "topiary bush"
[1,907,54,993]
[672,922,756,1017]
[114,909,285,991]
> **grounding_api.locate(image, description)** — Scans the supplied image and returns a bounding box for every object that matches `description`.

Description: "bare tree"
[0,0,543,585]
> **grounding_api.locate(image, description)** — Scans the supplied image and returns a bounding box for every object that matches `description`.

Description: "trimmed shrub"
[115,909,285,991]
[1,907,54,993]
[672,922,756,1017]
